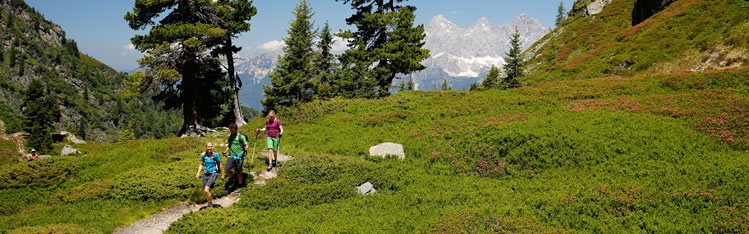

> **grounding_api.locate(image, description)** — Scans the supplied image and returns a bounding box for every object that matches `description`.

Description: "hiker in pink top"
[256,110,283,171]
[27,149,39,160]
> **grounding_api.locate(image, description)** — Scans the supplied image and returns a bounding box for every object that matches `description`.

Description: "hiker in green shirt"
[223,123,248,190]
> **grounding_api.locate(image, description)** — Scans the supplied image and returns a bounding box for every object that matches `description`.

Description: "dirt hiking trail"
[112,152,292,234]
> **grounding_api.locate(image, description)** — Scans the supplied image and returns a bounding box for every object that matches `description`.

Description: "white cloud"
[121,43,136,56]
[258,40,285,51]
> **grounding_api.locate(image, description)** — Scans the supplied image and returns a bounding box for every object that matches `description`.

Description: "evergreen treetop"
[501,28,522,89]
[262,0,317,112]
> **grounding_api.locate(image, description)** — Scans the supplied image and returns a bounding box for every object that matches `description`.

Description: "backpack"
[201,152,220,174]
[228,133,249,156]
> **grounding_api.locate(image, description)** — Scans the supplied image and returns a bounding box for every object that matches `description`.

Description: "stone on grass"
[357,182,376,195]
[368,142,405,159]
[61,145,82,156]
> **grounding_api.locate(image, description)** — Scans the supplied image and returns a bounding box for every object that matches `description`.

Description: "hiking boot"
[272,160,278,167]
[266,164,272,171]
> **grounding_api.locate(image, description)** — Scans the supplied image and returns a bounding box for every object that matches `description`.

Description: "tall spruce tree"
[501,28,522,89]
[441,80,451,90]
[262,0,316,111]
[481,65,500,90]
[125,0,232,135]
[556,1,566,27]
[336,0,430,98]
[22,79,60,155]
[213,0,257,127]
[313,21,337,99]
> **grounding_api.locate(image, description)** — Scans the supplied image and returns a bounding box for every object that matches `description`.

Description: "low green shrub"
[0,157,78,189]
[111,159,227,201]
[50,179,111,204]
[7,224,95,234]
[237,154,395,210]
[426,209,559,233]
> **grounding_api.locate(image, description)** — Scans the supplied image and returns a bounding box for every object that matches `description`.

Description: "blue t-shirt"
[200,152,221,175]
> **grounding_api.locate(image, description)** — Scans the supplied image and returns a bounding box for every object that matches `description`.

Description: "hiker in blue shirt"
[223,123,248,190]
[195,142,224,208]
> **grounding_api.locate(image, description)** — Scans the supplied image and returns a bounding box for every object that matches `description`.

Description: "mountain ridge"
[0,0,181,141]
[234,13,549,108]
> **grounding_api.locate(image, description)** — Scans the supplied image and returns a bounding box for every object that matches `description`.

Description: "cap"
[31,149,36,152]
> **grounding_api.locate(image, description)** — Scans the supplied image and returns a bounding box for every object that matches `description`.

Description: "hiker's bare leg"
[238,172,243,185]
[273,150,278,161]
[267,149,273,166]
[225,170,233,181]
[204,186,212,203]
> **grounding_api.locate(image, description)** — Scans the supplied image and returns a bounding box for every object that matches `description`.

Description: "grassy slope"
[166,68,748,232]
[0,0,747,232]
[524,0,749,82]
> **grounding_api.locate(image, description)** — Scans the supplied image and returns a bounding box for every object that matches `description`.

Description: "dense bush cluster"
[237,154,395,210]
[0,157,78,189]
[111,160,228,201]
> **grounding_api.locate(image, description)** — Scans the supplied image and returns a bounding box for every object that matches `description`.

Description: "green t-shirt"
[227,134,248,156]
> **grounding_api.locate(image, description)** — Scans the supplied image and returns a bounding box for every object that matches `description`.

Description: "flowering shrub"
[567,90,749,147]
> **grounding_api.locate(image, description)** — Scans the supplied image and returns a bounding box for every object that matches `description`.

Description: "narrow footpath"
[112,152,292,234]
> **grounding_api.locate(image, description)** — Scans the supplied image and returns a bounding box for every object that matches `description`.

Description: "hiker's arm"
[279,124,284,136]
[223,146,229,155]
[218,161,225,180]
[196,162,204,179]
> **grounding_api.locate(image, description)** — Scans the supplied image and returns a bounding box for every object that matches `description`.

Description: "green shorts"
[266,137,280,151]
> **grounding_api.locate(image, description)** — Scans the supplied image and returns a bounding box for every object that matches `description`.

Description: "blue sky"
[26,0,575,71]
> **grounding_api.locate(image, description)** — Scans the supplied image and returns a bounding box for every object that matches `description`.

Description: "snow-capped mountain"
[236,14,549,109]
[411,14,548,89]
[234,49,282,84]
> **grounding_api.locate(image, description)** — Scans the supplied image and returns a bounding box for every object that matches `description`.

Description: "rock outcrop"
[569,0,612,17]
[61,145,82,156]
[632,0,677,26]
[369,142,405,159]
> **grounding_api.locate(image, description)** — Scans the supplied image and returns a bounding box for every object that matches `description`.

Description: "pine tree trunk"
[179,69,202,136]
[225,37,247,127]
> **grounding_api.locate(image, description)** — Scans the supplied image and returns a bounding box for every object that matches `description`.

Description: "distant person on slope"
[223,123,248,190]
[196,142,224,208]
[256,110,283,172]
[27,149,39,160]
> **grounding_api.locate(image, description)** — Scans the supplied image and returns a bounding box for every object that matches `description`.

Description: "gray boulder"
[368,142,405,159]
[58,131,87,144]
[357,182,376,195]
[61,145,82,156]
[570,0,612,17]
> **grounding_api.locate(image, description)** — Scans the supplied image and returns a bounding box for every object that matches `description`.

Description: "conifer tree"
[556,1,566,27]
[214,0,257,127]
[336,0,429,98]
[263,0,316,111]
[481,65,500,90]
[125,0,232,135]
[441,80,451,90]
[469,83,478,91]
[501,29,523,89]
[397,80,407,92]
[407,76,415,90]
[313,21,337,99]
[22,79,60,155]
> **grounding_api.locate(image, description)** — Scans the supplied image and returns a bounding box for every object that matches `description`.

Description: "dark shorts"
[225,157,243,174]
[203,174,217,188]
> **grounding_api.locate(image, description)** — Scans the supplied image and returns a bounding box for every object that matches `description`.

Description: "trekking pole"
[250,130,258,167]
